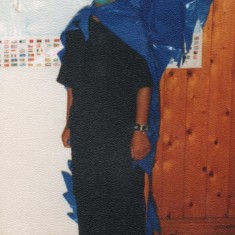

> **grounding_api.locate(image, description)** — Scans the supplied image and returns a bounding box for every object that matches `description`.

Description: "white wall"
[0,68,77,235]
[0,0,89,37]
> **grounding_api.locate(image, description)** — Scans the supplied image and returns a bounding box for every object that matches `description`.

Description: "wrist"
[133,130,147,135]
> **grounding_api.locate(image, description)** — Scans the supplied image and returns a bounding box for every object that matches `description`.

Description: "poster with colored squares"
[168,20,203,68]
[0,0,88,68]
[0,37,61,67]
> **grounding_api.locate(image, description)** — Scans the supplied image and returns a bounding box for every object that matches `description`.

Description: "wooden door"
[151,0,235,234]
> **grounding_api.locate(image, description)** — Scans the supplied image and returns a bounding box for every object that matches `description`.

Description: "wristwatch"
[134,123,148,132]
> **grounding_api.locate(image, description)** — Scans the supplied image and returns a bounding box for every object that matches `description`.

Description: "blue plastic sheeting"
[61,160,78,223]
[58,0,213,233]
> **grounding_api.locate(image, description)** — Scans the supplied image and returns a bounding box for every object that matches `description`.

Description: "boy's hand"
[61,127,71,148]
[131,131,151,160]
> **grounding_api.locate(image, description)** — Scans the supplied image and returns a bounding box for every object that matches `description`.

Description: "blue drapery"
[59,0,213,233]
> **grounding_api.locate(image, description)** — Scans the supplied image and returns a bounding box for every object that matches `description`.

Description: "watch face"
[134,124,148,131]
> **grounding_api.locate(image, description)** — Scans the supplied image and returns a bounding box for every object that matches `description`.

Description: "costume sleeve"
[133,53,153,89]
[56,29,84,88]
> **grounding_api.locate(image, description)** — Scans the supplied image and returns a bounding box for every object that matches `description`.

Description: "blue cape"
[59,0,213,233]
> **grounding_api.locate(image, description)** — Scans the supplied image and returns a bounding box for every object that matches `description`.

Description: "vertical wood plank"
[147,74,166,223]
[228,17,235,217]
[160,69,187,219]
[206,0,234,217]
[152,75,165,218]
[184,6,213,218]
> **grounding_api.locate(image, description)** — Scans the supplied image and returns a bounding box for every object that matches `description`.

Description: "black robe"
[57,17,153,235]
